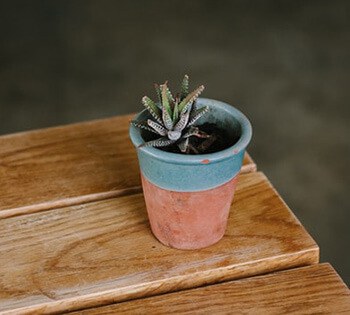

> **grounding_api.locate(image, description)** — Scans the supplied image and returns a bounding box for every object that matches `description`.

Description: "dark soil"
[141,123,240,155]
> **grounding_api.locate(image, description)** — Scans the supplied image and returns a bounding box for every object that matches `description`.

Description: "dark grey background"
[0,1,349,284]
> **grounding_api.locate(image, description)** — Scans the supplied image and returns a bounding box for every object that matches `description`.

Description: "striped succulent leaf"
[139,137,176,148]
[131,120,158,134]
[165,85,175,105]
[180,74,189,99]
[162,103,174,130]
[142,96,162,123]
[174,103,192,132]
[147,119,167,136]
[188,106,210,126]
[178,85,205,112]
[161,83,172,117]
[154,83,162,108]
[173,102,179,122]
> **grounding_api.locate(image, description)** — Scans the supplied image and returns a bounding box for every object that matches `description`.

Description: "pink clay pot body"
[141,174,238,250]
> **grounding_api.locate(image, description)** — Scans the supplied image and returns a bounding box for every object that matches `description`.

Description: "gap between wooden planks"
[73,263,350,315]
[0,172,318,314]
[0,115,256,219]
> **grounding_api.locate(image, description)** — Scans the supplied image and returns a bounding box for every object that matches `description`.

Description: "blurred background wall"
[0,1,349,284]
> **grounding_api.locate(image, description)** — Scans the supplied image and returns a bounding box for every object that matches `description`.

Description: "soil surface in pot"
[142,123,239,154]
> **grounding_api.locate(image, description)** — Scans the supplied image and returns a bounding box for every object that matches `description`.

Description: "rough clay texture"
[141,174,238,250]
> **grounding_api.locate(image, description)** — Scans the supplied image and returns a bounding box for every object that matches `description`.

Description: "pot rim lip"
[129,97,252,165]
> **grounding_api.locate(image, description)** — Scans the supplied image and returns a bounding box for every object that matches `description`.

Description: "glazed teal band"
[138,149,245,191]
[130,98,252,192]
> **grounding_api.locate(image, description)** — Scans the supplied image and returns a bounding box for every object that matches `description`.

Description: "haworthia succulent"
[133,76,211,152]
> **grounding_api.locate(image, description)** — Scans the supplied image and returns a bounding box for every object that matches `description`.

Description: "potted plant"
[129,75,252,250]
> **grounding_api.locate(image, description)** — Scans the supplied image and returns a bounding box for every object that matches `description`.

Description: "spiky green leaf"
[142,96,162,123]
[173,102,179,122]
[188,106,210,126]
[162,106,174,130]
[174,103,192,132]
[161,83,172,117]
[131,120,159,134]
[147,119,167,136]
[165,86,175,105]
[178,85,205,113]
[139,137,176,148]
[180,74,189,100]
[154,83,162,108]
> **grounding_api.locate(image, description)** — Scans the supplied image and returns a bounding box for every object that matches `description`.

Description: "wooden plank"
[0,172,318,314]
[0,115,256,219]
[78,264,350,315]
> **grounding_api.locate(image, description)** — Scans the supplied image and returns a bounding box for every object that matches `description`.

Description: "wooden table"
[0,115,349,314]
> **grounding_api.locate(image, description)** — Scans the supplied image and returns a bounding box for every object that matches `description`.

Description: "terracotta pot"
[130,98,252,250]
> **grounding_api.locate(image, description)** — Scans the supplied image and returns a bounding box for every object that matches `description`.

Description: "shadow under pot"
[129,98,252,250]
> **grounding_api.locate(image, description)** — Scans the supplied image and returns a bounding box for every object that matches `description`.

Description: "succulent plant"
[132,75,211,154]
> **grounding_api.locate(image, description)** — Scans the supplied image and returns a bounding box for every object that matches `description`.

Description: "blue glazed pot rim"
[129,98,252,165]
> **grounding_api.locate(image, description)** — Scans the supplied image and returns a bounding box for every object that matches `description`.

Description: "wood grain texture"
[0,172,318,314]
[0,115,256,219]
[77,263,350,315]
